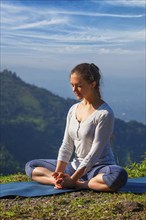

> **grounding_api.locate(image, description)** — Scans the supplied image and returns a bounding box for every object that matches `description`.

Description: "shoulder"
[67,103,78,117]
[96,103,114,122]
[68,103,78,112]
[99,103,114,115]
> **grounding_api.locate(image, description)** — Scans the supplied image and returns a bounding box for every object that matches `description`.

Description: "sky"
[1,0,146,123]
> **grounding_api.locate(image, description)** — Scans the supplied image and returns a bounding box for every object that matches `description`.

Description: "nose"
[72,85,76,92]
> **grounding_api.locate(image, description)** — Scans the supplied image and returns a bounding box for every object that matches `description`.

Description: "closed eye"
[71,83,82,88]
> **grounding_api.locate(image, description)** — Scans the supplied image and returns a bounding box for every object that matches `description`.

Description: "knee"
[103,166,128,191]
[25,160,35,178]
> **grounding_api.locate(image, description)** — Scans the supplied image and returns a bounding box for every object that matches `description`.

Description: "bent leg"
[88,173,113,191]
[76,173,112,191]
[76,165,128,191]
[25,159,57,185]
[32,167,55,185]
[25,159,75,185]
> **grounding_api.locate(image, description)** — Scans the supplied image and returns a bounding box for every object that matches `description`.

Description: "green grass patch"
[0,173,29,183]
[125,158,146,178]
[0,191,146,220]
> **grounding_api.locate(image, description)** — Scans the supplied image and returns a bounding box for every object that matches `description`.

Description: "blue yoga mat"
[0,177,146,198]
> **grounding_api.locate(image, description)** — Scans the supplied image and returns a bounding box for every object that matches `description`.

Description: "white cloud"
[2,27,145,56]
[1,1,145,75]
[1,2,145,25]
[11,18,69,30]
[46,9,145,18]
[105,0,146,7]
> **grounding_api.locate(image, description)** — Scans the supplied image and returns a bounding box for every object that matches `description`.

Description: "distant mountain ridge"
[0,70,145,174]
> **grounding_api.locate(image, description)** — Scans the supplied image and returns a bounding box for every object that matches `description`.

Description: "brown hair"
[70,63,101,97]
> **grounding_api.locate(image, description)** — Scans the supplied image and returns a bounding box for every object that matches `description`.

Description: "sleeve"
[77,111,114,174]
[57,106,74,163]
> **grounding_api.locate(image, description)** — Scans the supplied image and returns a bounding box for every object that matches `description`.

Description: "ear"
[91,81,97,88]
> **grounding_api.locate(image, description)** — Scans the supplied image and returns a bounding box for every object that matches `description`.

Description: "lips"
[74,93,83,99]
[75,92,81,96]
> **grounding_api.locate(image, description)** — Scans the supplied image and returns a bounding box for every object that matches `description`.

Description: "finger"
[56,178,63,184]
[58,173,70,179]
[54,186,62,189]
[58,173,65,178]
[52,172,58,178]
[52,172,63,180]
[53,172,64,179]
[54,184,63,189]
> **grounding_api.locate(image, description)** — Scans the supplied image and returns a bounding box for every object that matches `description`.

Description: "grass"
[0,159,146,220]
[1,192,146,220]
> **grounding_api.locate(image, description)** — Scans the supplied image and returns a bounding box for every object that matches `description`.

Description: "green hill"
[0,70,145,174]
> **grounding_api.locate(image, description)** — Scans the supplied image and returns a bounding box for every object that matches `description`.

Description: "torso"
[67,101,116,169]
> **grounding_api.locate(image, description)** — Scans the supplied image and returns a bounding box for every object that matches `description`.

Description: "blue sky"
[1,0,146,123]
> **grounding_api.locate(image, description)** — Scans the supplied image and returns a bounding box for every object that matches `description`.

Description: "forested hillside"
[0,70,145,174]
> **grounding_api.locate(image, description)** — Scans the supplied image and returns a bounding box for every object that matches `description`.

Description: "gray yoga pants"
[25,159,128,191]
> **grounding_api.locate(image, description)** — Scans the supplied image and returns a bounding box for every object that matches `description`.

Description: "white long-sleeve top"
[57,102,116,174]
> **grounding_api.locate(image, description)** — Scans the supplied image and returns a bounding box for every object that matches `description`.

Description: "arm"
[52,160,68,183]
[55,160,67,173]
[53,107,75,187]
[71,167,85,181]
[57,106,74,164]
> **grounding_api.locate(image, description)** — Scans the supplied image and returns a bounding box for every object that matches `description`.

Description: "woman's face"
[70,72,94,100]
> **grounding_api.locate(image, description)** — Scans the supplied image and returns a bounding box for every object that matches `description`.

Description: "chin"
[75,95,83,100]
[74,92,83,100]
[77,97,82,100]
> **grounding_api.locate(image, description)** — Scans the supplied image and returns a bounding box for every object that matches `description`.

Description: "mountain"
[0,70,145,174]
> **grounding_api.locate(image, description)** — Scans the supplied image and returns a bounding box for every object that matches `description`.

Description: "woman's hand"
[52,172,70,181]
[55,176,76,189]
[52,167,86,189]
[52,172,76,189]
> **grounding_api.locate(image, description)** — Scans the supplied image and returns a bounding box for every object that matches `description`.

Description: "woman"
[25,63,128,191]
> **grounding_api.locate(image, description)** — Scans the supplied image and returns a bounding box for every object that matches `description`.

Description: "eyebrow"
[70,82,82,85]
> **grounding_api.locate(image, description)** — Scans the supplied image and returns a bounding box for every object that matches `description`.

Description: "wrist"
[54,170,64,173]
[71,168,85,182]
[70,176,78,182]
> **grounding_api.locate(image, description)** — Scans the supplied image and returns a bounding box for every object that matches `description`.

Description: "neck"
[82,94,103,108]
